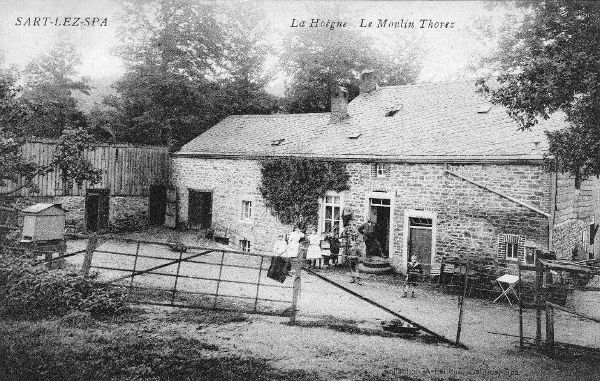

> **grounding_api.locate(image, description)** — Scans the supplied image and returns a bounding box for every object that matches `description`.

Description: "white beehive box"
[21,203,66,242]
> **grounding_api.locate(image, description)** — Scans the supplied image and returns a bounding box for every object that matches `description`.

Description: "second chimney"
[330,85,349,124]
[359,69,378,94]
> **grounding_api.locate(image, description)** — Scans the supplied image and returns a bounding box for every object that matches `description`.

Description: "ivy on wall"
[259,158,349,228]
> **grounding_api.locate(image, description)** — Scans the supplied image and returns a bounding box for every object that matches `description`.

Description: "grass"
[0,308,321,381]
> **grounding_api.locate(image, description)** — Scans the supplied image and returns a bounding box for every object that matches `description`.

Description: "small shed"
[21,203,66,242]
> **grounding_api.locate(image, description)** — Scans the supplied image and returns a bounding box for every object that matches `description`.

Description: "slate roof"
[176,81,566,162]
[22,203,66,214]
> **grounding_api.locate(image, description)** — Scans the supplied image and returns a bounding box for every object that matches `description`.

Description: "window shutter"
[384,164,390,177]
[517,236,526,262]
[497,234,507,262]
[371,163,377,178]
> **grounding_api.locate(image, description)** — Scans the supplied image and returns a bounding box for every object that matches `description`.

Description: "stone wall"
[172,157,553,269]
[172,158,291,254]
[552,174,600,259]
[12,195,149,229]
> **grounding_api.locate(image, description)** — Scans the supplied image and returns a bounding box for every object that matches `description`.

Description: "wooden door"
[408,220,433,273]
[188,190,212,229]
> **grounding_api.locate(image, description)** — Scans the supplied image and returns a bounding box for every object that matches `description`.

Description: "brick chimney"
[330,85,349,124]
[359,69,378,94]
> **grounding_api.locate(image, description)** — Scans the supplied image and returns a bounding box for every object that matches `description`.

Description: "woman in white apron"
[306,228,323,268]
[285,226,304,258]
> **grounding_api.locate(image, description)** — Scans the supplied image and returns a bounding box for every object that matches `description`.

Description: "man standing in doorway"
[358,219,382,257]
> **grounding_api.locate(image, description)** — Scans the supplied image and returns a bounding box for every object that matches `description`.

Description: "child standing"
[306,228,323,268]
[403,256,423,298]
[325,231,341,267]
[273,233,287,257]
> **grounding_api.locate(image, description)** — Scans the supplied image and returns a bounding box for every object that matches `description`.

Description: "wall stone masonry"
[173,157,556,270]
[12,196,148,230]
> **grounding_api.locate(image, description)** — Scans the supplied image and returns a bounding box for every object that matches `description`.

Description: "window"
[240,239,251,252]
[497,234,525,262]
[241,200,252,220]
[506,242,518,260]
[371,163,389,178]
[323,194,342,233]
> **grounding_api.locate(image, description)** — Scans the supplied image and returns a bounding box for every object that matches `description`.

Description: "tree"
[0,59,101,198]
[478,1,600,179]
[21,40,90,138]
[108,0,278,149]
[281,7,423,113]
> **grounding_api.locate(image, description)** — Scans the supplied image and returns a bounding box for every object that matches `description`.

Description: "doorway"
[188,190,212,229]
[369,198,391,257]
[85,188,110,232]
[408,217,433,274]
[149,184,167,226]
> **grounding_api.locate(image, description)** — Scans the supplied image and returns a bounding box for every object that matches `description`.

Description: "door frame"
[363,191,394,259]
[187,188,213,229]
[403,209,437,273]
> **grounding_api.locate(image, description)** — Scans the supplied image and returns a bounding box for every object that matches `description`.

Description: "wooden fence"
[1,140,170,197]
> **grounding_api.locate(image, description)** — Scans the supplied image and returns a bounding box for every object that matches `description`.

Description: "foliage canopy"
[259,158,349,228]
[478,0,600,179]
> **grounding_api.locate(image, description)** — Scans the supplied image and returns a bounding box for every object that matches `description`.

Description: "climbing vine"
[259,158,349,228]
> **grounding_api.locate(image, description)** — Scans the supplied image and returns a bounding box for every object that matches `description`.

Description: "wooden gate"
[83,238,296,315]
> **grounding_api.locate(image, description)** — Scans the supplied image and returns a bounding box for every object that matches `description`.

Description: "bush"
[0,255,127,318]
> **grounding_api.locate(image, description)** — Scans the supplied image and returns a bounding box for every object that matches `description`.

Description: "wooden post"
[213,251,225,309]
[518,262,524,350]
[171,246,184,305]
[128,241,141,299]
[545,302,555,356]
[535,259,543,347]
[81,233,97,276]
[456,261,469,346]
[289,242,306,324]
[253,256,265,312]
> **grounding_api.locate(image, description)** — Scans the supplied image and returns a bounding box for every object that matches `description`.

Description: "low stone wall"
[11,196,149,231]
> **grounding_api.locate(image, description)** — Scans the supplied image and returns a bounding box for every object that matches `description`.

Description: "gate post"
[81,233,97,276]
[289,241,306,324]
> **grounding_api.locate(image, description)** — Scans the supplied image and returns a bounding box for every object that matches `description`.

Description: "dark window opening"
[409,217,432,228]
[240,239,251,252]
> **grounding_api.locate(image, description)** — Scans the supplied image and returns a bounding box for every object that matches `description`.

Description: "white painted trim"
[364,191,395,260]
[403,209,437,273]
[318,191,345,234]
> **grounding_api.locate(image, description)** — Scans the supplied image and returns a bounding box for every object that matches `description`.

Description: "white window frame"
[241,200,252,220]
[376,163,387,177]
[320,192,343,234]
[240,239,251,252]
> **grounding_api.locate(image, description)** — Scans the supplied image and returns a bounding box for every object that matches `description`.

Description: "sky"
[0,0,507,96]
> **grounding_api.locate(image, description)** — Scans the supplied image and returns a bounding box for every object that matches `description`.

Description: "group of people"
[272,226,341,269]
[271,221,423,297]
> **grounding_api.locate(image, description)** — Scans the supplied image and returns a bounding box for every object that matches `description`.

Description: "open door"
[149,184,167,225]
[369,198,391,257]
[188,190,212,229]
[85,188,110,232]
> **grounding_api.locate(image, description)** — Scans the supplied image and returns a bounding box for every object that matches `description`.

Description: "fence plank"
[0,141,169,197]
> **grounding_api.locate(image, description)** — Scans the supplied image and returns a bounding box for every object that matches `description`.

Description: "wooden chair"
[429,262,442,284]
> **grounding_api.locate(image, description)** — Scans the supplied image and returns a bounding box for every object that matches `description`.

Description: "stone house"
[172,74,600,272]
